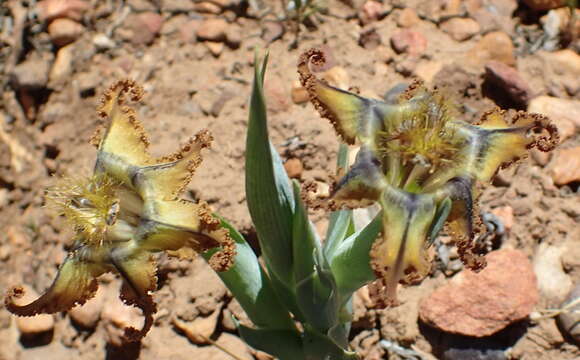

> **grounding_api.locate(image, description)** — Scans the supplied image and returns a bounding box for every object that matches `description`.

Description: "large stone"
[160,0,195,12]
[196,18,228,42]
[48,18,84,46]
[484,61,532,105]
[390,29,427,56]
[528,96,580,142]
[440,17,480,41]
[522,0,565,11]
[49,44,74,84]
[548,146,580,185]
[396,8,419,28]
[419,249,538,337]
[14,285,55,336]
[37,0,89,22]
[101,288,144,346]
[284,158,303,179]
[359,0,384,25]
[534,243,573,303]
[291,81,309,105]
[467,31,515,67]
[11,56,50,89]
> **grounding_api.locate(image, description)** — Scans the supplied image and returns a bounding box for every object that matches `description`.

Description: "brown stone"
[467,31,515,67]
[522,0,565,11]
[440,17,480,41]
[196,18,228,42]
[484,61,532,105]
[179,19,203,43]
[125,12,163,45]
[284,158,303,179]
[37,0,89,22]
[205,41,224,57]
[419,249,538,337]
[48,18,84,46]
[397,8,419,28]
[533,243,572,303]
[194,2,222,14]
[101,288,144,346]
[226,24,242,48]
[548,146,580,185]
[291,81,309,105]
[68,285,106,329]
[528,96,580,142]
[11,56,50,90]
[390,29,427,56]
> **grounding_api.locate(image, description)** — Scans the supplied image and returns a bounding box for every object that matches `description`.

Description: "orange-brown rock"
[419,249,538,337]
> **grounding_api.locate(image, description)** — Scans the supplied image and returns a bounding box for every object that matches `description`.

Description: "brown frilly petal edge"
[91,79,148,149]
[197,201,236,272]
[298,48,357,145]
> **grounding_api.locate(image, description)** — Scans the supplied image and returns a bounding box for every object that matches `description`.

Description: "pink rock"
[419,249,538,337]
[390,29,427,56]
[468,32,515,67]
[127,12,163,45]
[548,146,580,185]
[37,0,89,22]
[440,17,480,41]
[484,61,532,105]
[48,18,84,46]
[179,19,203,43]
[359,1,383,25]
[196,18,228,42]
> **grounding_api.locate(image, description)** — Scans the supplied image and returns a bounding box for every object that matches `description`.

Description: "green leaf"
[246,50,295,287]
[292,181,339,332]
[330,213,382,301]
[302,326,358,360]
[324,144,352,260]
[203,219,296,330]
[237,323,304,360]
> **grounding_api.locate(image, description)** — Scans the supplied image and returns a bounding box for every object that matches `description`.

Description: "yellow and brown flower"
[5,80,235,341]
[298,49,558,306]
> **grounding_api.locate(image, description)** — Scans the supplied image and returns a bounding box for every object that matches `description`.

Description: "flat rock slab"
[419,249,538,337]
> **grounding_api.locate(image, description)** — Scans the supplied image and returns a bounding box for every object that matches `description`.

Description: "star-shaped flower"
[298,49,558,306]
[5,80,235,341]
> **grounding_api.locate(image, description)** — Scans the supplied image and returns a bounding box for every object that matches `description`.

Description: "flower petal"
[93,80,152,175]
[369,186,435,306]
[298,49,386,144]
[332,146,386,206]
[5,250,108,316]
[436,177,486,271]
[133,129,213,201]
